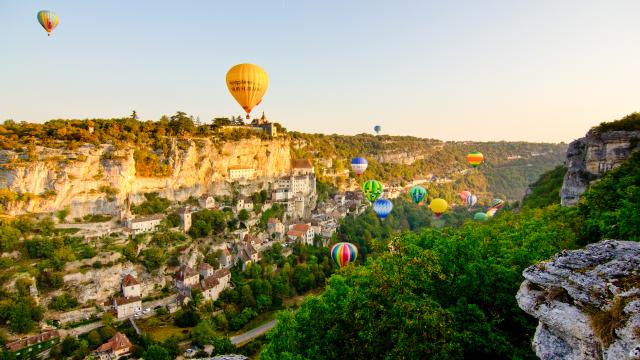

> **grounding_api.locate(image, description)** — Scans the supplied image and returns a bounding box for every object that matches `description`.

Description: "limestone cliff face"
[0,137,291,217]
[560,130,639,206]
[517,240,640,360]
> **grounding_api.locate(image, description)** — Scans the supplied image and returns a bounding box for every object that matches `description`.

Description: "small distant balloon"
[429,198,448,218]
[458,191,471,202]
[374,125,381,134]
[486,207,498,217]
[37,10,59,36]
[331,242,358,268]
[491,199,505,209]
[466,194,478,209]
[474,212,488,221]
[351,157,368,176]
[409,186,427,204]
[467,152,484,168]
[373,198,393,220]
[362,180,383,203]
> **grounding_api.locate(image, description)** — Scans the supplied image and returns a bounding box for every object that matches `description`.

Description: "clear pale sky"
[1,1,639,142]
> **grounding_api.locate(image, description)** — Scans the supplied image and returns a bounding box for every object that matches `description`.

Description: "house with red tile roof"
[94,332,132,359]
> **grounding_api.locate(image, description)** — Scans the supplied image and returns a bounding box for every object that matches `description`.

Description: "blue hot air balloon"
[351,157,368,176]
[374,125,382,134]
[373,198,393,220]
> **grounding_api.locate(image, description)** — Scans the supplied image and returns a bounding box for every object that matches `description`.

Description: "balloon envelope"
[467,152,484,167]
[330,242,358,268]
[474,212,488,221]
[226,63,269,119]
[466,194,478,209]
[374,125,381,134]
[429,198,448,217]
[362,180,384,202]
[486,207,498,217]
[458,191,471,202]
[373,199,393,219]
[409,186,427,204]
[492,199,505,208]
[37,10,59,35]
[351,157,368,176]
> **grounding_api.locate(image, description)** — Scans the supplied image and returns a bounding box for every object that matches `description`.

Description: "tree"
[238,209,250,222]
[143,345,171,360]
[87,330,102,347]
[192,321,216,347]
[101,312,115,327]
[55,207,70,222]
[9,302,36,333]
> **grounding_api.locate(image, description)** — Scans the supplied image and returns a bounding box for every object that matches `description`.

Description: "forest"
[260,151,640,359]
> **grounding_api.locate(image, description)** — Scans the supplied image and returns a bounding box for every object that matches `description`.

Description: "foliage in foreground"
[261,149,640,359]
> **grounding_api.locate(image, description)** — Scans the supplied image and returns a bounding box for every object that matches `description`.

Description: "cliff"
[0,137,291,217]
[560,129,639,206]
[517,240,640,360]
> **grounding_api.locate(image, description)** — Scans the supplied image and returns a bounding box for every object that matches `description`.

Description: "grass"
[136,315,191,342]
[230,311,277,336]
[589,296,627,346]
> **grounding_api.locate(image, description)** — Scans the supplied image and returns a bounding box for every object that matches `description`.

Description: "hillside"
[0,116,565,218]
[261,119,640,359]
[290,132,565,201]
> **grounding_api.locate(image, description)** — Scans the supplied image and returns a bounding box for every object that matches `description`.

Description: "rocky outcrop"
[0,137,291,217]
[517,240,640,360]
[560,130,640,206]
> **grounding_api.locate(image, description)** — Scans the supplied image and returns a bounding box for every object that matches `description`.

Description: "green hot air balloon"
[409,186,427,204]
[362,180,383,203]
[474,212,488,221]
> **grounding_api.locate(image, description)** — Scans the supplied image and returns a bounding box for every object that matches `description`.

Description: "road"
[230,320,277,345]
[63,320,103,337]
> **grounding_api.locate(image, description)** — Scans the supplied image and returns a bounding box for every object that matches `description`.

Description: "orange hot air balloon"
[226,64,269,119]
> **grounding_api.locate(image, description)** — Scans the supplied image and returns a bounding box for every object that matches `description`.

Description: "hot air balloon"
[467,152,484,168]
[409,186,427,204]
[486,207,498,218]
[474,212,488,221]
[330,242,358,268]
[226,64,269,119]
[429,198,448,218]
[458,191,471,202]
[373,198,393,220]
[37,10,59,36]
[466,194,478,209]
[374,125,381,134]
[351,157,368,176]
[362,180,383,203]
[491,198,505,209]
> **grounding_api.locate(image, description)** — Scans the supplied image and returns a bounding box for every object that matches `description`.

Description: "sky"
[1,1,639,143]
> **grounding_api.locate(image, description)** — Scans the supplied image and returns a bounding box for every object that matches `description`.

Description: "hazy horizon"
[2,1,639,143]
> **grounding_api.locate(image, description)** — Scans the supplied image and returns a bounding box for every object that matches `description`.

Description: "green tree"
[143,345,171,360]
[192,321,216,347]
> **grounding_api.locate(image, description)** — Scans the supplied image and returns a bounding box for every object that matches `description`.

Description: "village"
[3,154,378,360]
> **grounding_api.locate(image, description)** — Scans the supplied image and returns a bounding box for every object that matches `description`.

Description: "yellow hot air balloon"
[226,63,269,119]
[429,198,448,218]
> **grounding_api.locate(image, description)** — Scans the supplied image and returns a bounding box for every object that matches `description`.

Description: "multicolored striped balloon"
[467,152,484,168]
[466,194,478,209]
[351,157,368,176]
[37,10,59,36]
[373,198,393,220]
[458,191,471,202]
[492,198,505,209]
[409,186,427,204]
[486,207,498,217]
[362,179,383,202]
[330,242,358,268]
